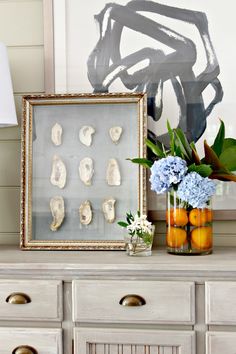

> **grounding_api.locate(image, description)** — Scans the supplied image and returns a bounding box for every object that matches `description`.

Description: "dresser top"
[0,245,236,279]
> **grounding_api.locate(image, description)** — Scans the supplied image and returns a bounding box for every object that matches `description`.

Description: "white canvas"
[53,0,236,210]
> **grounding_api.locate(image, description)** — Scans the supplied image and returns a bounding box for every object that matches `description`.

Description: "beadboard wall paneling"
[8,46,44,93]
[0,0,43,46]
[0,127,20,140]
[0,233,19,245]
[0,0,44,244]
[0,0,236,246]
[0,141,20,186]
[0,188,20,233]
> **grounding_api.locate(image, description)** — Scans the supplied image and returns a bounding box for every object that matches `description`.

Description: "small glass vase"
[166,189,213,255]
[124,227,155,256]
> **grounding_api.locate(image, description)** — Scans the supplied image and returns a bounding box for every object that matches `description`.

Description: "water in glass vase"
[124,227,154,256]
[166,190,212,255]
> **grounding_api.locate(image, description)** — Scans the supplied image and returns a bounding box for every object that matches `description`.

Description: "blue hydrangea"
[150,156,187,194]
[177,172,216,208]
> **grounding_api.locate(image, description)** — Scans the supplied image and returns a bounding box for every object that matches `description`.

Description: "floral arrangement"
[118,211,153,246]
[130,120,236,208]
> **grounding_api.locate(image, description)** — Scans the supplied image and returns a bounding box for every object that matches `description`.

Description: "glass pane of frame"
[21,93,147,250]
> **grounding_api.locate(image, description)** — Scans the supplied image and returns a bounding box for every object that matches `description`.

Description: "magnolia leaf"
[190,142,201,165]
[174,128,192,161]
[145,138,165,158]
[188,163,212,177]
[127,158,152,168]
[167,120,175,155]
[223,138,236,151]
[219,146,236,171]
[117,221,128,228]
[175,145,184,158]
[204,140,229,172]
[210,172,236,182]
[212,119,225,157]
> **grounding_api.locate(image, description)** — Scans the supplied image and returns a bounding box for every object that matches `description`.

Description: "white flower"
[127,214,153,235]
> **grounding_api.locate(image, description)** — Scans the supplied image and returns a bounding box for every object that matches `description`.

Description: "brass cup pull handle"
[119,294,146,307]
[12,345,38,354]
[6,292,31,304]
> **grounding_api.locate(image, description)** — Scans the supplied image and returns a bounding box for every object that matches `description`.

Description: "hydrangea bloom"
[127,214,153,235]
[177,172,216,208]
[150,156,187,194]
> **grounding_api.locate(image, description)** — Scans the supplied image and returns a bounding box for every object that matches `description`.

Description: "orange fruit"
[191,226,212,250]
[206,209,213,222]
[189,208,212,226]
[167,227,187,248]
[166,208,188,227]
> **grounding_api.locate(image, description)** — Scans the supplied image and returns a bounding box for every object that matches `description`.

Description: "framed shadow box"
[21,93,147,250]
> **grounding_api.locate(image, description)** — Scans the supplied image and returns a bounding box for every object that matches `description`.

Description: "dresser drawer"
[72,280,195,324]
[206,281,236,325]
[0,280,63,321]
[206,332,236,354]
[0,328,62,354]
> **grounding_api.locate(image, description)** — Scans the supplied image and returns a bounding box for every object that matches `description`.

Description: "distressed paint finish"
[74,328,195,354]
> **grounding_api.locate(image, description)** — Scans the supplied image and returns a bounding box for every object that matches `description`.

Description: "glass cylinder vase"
[166,189,213,255]
[124,226,155,256]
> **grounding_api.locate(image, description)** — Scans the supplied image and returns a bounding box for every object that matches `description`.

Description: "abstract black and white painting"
[53,0,236,210]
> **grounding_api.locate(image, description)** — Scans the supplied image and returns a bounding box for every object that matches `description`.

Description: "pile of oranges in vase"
[166,190,213,255]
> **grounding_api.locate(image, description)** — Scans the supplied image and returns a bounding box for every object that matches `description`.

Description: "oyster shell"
[50,155,67,189]
[106,158,121,186]
[50,196,65,231]
[79,200,92,225]
[79,157,94,186]
[102,198,116,223]
[109,126,123,144]
[51,123,62,146]
[79,125,95,146]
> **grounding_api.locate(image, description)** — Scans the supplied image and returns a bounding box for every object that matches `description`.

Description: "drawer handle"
[119,294,146,306]
[6,293,31,304]
[12,345,38,354]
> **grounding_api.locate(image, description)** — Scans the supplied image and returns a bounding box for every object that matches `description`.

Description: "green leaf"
[204,140,229,173]
[145,138,165,158]
[219,146,236,171]
[212,120,225,157]
[167,120,175,155]
[188,163,213,177]
[174,128,192,161]
[127,158,152,168]
[126,212,134,224]
[117,221,128,228]
[140,232,153,245]
[223,138,236,151]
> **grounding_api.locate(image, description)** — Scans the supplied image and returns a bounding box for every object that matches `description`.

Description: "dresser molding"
[0,246,236,280]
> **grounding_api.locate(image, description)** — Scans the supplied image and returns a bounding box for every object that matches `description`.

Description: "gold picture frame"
[21,93,147,250]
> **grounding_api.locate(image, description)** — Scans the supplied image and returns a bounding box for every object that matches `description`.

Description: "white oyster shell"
[79,125,95,146]
[79,200,92,225]
[51,123,62,146]
[50,196,65,231]
[79,157,94,186]
[102,198,116,223]
[109,126,123,144]
[50,155,67,189]
[106,158,121,186]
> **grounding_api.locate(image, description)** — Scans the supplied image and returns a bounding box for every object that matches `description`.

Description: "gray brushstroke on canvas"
[87,0,223,144]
